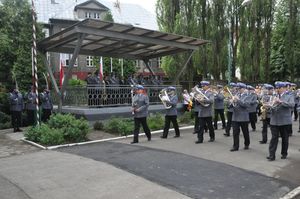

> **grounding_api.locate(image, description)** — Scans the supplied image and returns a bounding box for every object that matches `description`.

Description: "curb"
[21,125,194,150]
[280,186,300,199]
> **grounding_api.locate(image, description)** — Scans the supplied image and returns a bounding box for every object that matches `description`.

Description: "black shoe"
[252,129,256,132]
[298,129,300,133]
[195,140,203,144]
[281,155,287,159]
[148,137,151,141]
[193,131,197,134]
[160,136,167,139]
[259,141,267,144]
[208,138,215,142]
[130,141,138,144]
[17,129,22,132]
[223,133,230,137]
[244,146,249,150]
[173,135,180,138]
[13,129,17,133]
[230,148,238,152]
[266,156,275,161]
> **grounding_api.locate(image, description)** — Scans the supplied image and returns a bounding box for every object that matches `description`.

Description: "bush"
[103,117,133,136]
[178,111,194,125]
[24,124,48,143]
[68,78,86,86]
[0,111,11,129]
[93,121,104,130]
[0,92,10,114]
[147,113,164,130]
[40,128,64,146]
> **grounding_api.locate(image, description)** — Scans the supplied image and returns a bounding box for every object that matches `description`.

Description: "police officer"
[195,81,215,144]
[161,86,180,138]
[131,85,151,144]
[247,85,258,131]
[291,83,298,121]
[213,84,226,130]
[259,84,274,144]
[230,82,251,151]
[25,86,37,126]
[192,86,201,134]
[9,87,24,132]
[224,82,237,136]
[267,82,294,161]
[40,88,53,122]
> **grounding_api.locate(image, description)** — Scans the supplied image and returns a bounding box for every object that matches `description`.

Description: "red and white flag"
[99,56,103,81]
[59,59,64,88]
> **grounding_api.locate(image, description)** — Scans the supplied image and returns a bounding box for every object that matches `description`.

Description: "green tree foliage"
[0,0,45,92]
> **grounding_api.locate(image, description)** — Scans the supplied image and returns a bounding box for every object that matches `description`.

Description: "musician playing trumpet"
[195,81,215,144]
[224,82,237,136]
[131,85,151,144]
[213,84,226,130]
[161,86,180,138]
[267,81,294,161]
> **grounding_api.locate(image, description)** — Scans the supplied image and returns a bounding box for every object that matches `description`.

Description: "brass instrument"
[159,88,172,109]
[260,95,273,120]
[224,86,239,107]
[191,86,210,107]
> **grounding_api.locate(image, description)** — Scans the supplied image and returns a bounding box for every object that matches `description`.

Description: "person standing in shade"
[247,85,258,132]
[25,86,37,126]
[40,88,53,122]
[161,86,180,138]
[224,82,237,136]
[230,82,251,152]
[131,85,151,144]
[267,82,294,161]
[259,84,274,144]
[9,87,24,132]
[195,81,215,144]
[213,84,226,130]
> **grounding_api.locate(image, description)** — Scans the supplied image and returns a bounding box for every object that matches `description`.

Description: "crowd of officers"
[131,81,299,162]
[8,86,53,132]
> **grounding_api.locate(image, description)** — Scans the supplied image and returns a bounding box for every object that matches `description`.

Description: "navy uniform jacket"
[132,94,149,118]
[270,92,294,126]
[9,92,24,112]
[198,90,214,118]
[165,95,178,116]
[232,92,250,122]
[248,92,258,113]
[25,92,37,111]
[214,92,224,110]
[40,91,53,110]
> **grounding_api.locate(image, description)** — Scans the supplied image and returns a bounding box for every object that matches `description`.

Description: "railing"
[53,85,182,108]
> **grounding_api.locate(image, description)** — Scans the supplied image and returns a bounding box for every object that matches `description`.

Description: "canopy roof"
[38,18,209,60]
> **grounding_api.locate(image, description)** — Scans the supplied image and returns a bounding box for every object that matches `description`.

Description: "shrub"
[178,111,194,125]
[24,124,48,143]
[40,128,64,146]
[103,117,133,136]
[147,113,164,130]
[0,111,11,129]
[93,121,104,130]
[68,78,86,86]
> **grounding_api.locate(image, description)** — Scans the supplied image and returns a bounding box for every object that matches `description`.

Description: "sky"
[118,0,156,14]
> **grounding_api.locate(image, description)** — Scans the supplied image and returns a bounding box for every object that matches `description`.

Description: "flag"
[59,59,64,88]
[99,56,103,81]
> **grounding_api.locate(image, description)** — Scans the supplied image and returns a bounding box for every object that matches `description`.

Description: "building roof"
[33,0,158,30]
[38,19,209,60]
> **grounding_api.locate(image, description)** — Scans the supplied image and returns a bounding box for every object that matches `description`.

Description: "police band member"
[131,85,151,144]
[195,81,215,144]
[213,84,226,130]
[161,86,180,138]
[291,83,298,121]
[40,88,53,122]
[267,81,294,161]
[230,82,251,151]
[25,86,37,126]
[259,84,274,144]
[247,85,258,132]
[224,82,237,137]
[9,87,24,132]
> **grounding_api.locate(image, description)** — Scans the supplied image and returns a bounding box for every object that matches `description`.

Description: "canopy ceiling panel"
[38,19,209,60]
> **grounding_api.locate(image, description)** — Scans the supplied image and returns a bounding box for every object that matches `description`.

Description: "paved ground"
[0,120,299,199]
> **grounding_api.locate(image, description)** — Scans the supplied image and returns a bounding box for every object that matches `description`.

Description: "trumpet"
[224,87,239,107]
[191,86,210,107]
[159,88,172,109]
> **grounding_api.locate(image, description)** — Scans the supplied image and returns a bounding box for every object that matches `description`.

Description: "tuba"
[190,86,210,107]
[159,88,172,109]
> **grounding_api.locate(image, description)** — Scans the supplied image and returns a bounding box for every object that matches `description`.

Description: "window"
[60,54,78,67]
[86,56,94,67]
[85,12,91,18]
[94,12,100,19]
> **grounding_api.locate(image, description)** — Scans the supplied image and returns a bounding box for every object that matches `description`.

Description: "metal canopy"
[38,18,209,60]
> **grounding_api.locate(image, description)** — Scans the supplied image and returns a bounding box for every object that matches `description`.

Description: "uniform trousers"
[249,112,257,130]
[27,110,36,126]
[194,111,200,132]
[162,115,180,137]
[261,118,270,142]
[133,117,151,142]
[225,111,233,135]
[197,117,214,142]
[294,104,298,121]
[269,125,289,158]
[214,109,226,129]
[42,109,52,122]
[232,121,250,149]
[11,111,22,131]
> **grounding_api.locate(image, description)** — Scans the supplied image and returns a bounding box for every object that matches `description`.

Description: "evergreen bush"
[93,121,104,130]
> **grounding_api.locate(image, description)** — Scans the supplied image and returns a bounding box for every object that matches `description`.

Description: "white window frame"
[85,12,91,18]
[86,56,94,67]
[94,12,100,19]
[60,53,78,67]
